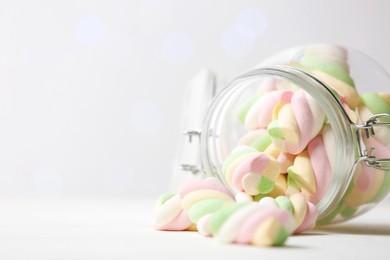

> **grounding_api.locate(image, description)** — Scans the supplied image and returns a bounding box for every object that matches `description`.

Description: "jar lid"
[171,70,217,190]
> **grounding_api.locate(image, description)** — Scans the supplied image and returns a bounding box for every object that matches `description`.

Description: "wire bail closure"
[356,113,390,171]
[180,129,202,175]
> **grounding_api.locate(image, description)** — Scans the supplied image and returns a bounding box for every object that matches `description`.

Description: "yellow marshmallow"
[288,151,317,195]
[252,217,281,247]
[290,193,308,229]
[278,104,300,144]
[269,174,288,198]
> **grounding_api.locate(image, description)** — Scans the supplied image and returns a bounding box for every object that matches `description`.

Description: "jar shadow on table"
[311,224,390,236]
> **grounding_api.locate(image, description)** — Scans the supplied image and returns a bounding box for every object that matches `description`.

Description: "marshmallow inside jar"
[200,44,390,226]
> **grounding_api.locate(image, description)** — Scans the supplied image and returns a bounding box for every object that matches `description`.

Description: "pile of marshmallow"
[153,44,390,246]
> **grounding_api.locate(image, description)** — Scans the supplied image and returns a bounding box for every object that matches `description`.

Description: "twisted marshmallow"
[223,146,280,196]
[155,178,299,246]
[268,89,326,154]
[196,202,295,246]
[258,193,318,234]
[179,177,235,212]
[154,177,235,231]
[153,193,193,231]
[292,44,361,108]
[244,89,294,130]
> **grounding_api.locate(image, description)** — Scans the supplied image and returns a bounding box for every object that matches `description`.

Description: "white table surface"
[0,197,389,260]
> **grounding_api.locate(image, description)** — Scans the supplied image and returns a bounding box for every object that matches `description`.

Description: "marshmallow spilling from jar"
[153,44,390,247]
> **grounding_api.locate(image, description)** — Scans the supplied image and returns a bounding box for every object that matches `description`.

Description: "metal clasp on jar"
[180,129,202,174]
[355,113,390,171]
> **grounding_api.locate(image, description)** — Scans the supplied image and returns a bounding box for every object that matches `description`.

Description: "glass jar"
[176,44,390,225]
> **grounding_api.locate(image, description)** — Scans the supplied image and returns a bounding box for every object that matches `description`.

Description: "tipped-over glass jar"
[176,44,390,225]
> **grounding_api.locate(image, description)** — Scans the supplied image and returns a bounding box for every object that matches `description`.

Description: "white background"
[1,0,390,200]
